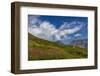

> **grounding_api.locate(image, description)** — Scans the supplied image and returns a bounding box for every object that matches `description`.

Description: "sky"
[28,15,88,43]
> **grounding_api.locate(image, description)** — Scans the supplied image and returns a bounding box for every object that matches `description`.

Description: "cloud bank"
[28,16,85,42]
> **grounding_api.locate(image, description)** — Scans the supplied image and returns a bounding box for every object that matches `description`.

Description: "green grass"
[28,33,88,60]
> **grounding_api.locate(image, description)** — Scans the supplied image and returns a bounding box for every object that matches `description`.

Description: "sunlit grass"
[28,33,88,60]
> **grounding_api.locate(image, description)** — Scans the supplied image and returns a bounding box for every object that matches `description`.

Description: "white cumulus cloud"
[29,21,58,41]
[28,17,84,42]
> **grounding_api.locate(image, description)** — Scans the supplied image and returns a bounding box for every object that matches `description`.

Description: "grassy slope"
[28,33,87,60]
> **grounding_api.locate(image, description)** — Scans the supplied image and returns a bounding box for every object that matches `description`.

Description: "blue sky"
[28,15,88,42]
[39,15,87,28]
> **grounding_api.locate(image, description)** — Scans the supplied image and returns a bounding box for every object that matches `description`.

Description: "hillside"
[28,33,87,60]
